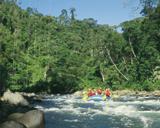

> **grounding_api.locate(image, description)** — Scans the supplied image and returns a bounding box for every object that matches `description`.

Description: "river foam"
[34,94,160,128]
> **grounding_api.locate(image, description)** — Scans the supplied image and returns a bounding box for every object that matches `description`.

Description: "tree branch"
[106,48,129,81]
[129,37,137,58]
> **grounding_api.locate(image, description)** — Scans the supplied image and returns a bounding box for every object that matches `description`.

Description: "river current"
[34,94,160,128]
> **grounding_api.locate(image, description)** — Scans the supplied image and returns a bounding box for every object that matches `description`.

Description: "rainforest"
[0,0,160,94]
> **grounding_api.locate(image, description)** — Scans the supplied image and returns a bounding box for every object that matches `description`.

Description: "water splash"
[108,105,137,116]
[140,116,152,128]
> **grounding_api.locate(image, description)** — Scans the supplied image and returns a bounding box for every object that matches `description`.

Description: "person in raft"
[96,88,102,95]
[87,88,96,97]
[105,88,111,99]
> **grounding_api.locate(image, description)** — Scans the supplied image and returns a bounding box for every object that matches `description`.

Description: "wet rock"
[73,91,83,97]
[8,113,24,120]
[152,91,160,96]
[0,101,35,123]
[2,90,29,106]
[11,110,45,128]
[20,92,43,104]
[0,120,26,128]
[21,92,36,97]
[112,90,135,96]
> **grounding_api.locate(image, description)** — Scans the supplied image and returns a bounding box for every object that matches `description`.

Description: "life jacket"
[88,90,92,97]
[97,89,102,95]
[91,90,96,96]
[105,89,111,97]
[88,90,95,97]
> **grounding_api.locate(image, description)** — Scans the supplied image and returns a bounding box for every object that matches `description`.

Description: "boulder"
[8,113,24,120]
[0,120,26,128]
[20,92,36,97]
[12,110,45,128]
[73,91,83,97]
[2,90,29,106]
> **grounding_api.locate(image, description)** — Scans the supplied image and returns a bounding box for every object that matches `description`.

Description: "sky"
[18,0,142,26]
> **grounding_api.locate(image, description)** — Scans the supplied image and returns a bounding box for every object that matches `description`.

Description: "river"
[34,94,160,128]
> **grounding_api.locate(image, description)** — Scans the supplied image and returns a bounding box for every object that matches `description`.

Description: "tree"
[59,9,70,25]
[139,0,160,15]
[70,7,76,21]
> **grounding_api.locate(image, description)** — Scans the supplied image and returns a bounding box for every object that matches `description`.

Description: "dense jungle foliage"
[0,0,160,94]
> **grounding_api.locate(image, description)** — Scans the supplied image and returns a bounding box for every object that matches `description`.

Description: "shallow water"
[34,95,160,128]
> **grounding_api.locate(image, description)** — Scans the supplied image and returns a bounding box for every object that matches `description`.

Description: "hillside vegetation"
[0,0,160,94]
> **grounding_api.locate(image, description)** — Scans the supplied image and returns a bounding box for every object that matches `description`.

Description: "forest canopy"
[0,0,160,94]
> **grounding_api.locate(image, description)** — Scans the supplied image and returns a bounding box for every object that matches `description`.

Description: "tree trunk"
[106,49,129,81]
[100,70,105,82]
[44,65,49,80]
[122,57,128,72]
[129,37,137,58]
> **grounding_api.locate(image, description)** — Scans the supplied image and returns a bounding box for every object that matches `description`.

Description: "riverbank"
[0,90,45,128]
[112,90,160,97]
[73,89,160,97]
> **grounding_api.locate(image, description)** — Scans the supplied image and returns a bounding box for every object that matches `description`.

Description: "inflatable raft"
[83,95,107,101]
